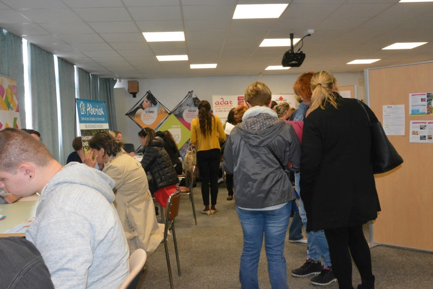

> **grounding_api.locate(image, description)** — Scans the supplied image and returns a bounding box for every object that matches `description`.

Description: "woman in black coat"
[300,71,380,289]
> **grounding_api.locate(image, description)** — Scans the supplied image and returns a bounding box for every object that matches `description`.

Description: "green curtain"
[99,78,117,131]
[29,43,59,160]
[57,58,76,164]
[77,67,91,100]
[0,29,25,127]
[90,74,99,101]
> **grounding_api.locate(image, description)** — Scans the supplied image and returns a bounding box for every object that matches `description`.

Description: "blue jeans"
[295,172,331,266]
[237,202,292,289]
[288,201,304,241]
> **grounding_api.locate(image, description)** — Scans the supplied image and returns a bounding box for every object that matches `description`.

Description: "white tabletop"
[0,197,39,237]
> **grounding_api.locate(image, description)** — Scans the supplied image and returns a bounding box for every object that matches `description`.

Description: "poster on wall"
[271,94,298,109]
[409,92,433,115]
[76,98,109,151]
[212,95,245,123]
[0,75,21,130]
[157,114,191,150]
[383,105,405,136]
[171,91,200,130]
[126,91,170,130]
[409,120,433,143]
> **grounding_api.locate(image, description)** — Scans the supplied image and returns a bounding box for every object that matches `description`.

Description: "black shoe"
[311,266,337,286]
[292,259,322,277]
[357,276,375,289]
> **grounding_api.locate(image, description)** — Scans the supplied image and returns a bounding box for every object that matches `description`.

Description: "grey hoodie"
[223,106,301,209]
[26,163,129,289]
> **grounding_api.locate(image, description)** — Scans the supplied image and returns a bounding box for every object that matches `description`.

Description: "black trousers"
[197,149,220,206]
[226,174,234,196]
[324,225,374,289]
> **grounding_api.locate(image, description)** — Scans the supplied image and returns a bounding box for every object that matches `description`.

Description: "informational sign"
[409,92,433,115]
[383,105,405,136]
[212,95,245,123]
[409,120,433,143]
[156,114,191,149]
[0,75,21,129]
[271,94,298,109]
[76,98,109,151]
[126,91,170,130]
[171,91,199,130]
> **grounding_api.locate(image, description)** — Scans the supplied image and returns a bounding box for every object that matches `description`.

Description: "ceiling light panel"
[233,4,288,19]
[399,0,433,2]
[382,42,427,50]
[143,31,185,42]
[190,64,217,69]
[260,38,300,47]
[347,59,380,64]
[265,65,290,70]
[156,55,188,61]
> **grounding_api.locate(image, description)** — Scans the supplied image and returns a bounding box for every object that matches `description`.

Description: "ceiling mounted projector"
[282,51,305,67]
[281,32,311,67]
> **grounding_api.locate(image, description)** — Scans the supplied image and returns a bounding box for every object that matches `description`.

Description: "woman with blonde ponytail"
[301,71,380,289]
[191,100,226,214]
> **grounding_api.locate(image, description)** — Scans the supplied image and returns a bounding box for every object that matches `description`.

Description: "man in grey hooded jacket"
[0,128,129,289]
[223,81,301,289]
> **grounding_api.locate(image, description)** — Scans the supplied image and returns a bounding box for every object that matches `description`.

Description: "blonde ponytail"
[309,71,338,113]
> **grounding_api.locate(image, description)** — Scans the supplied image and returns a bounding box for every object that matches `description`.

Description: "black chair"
[178,164,197,225]
[123,143,135,153]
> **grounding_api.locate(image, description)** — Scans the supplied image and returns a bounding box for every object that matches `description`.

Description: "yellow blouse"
[190,115,226,152]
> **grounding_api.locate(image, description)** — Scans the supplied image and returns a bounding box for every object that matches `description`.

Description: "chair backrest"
[118,248,147,289]
[123,143,135,153]
[186,165,197,190]
[166,189,181,221]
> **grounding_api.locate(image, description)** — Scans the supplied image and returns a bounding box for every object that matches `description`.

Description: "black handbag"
[358,100,403,174]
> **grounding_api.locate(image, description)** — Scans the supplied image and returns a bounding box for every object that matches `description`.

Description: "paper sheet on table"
[5,217,35,233]
[19,195,40,201]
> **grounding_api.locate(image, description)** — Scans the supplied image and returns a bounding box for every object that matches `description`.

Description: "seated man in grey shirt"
[0,128,129,289]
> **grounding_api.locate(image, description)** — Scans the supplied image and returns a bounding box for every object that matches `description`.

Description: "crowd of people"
[0,70,380,289]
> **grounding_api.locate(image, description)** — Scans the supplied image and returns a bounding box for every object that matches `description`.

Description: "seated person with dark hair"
[138,128,179,194]
[155,130,182,175]
[21,128,41,141]
[0,128,129,289]
[66,137,84,164]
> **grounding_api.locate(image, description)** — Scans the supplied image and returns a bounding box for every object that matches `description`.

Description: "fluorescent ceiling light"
[347,59,380,64]
[265,65,290,70]
[190,64,217,69]
[382,42,427,50]
[260,38,300,47]
[142,31,185,42]
[156,55,188,61]
[233,4,288,19]
[400,0,433,2]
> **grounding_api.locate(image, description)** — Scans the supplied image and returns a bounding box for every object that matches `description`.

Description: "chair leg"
[159,203,165,224]
[164,239,174,289]
[171,225,182,276]
[189,193,197,225]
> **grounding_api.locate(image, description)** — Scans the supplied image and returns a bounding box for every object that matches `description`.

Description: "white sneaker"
[289,237,307,244]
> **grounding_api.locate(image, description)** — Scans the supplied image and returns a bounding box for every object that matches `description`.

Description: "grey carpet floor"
[138,183,433,289]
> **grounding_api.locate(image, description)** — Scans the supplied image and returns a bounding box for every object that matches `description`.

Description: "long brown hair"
[198,100,214,137]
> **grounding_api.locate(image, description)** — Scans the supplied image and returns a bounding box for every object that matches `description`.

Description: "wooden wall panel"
[367,62,433,251]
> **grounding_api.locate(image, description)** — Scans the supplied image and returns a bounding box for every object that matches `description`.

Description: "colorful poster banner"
[0,75,21,130]
[157,114,191,149]
[212,95,245,123]
[271,94,298,109]
[76,98,109,151]
[409,92,433,115]
[409,120,433,143]
[126,91,170,130]
[170,91,200,130]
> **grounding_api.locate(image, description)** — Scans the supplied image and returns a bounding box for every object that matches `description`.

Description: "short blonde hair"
[244,81,272,107]
[274,102,290,118]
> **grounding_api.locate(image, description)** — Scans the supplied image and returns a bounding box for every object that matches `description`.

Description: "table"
[0,198,39,237]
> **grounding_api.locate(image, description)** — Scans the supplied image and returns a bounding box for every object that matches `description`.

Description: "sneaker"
[289,237,307,244]
[311,266,337,286]
[291,259,322,277]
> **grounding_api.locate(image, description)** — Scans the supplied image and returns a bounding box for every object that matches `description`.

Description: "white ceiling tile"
[0,10,33,24]
[62,0,123,8]
[128,6,182,21]
[110,42,151,51]
[0,23,48,36]
[122,0,179,6]
[57,33,105,43]
[40,22,94,34]
[136,20,184,32]
[100,33,144,43]
[23,34,63,44]
[182,5,234,20]
[83,50,119,57]
[1,0,67,9]
[71,42,113,51]
[182,0,237,5]
[0,2,10,9]
[88,22,139,33]
[73,8,132,22]
[19,9,83,23]
[184,19,230,31]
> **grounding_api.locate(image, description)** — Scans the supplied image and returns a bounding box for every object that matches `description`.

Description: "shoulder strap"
[356,100,371,125]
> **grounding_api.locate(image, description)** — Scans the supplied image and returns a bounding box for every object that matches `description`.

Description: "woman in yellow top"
[191,100,226,215]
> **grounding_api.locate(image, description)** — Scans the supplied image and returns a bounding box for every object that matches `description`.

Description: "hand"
[84,149,97,168]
